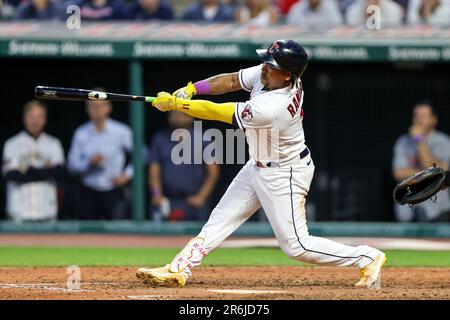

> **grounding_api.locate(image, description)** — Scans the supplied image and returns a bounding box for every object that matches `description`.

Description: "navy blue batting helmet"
[256,39,308,77]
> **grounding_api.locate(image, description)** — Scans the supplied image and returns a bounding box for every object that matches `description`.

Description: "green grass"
[0,247,449,267]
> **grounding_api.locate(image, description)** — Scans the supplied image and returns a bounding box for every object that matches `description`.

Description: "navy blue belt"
[299,147,310,160]
[256,148,310,168]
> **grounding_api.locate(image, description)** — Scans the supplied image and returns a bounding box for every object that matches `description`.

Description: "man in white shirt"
[68,91,133,220]
[2,100,65,222]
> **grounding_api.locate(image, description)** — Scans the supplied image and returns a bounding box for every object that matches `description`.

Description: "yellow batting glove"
[152,92,179,112]
[172,81,197,99]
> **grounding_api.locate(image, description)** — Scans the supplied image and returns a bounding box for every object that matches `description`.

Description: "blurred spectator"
[70,0,127,20]
[2,100,65,222]
[181,0,235,22]
[223,0,240,8]
[235,0,279,26]
[287,0,343,30]
[1,0,18,20]
[337,0,356,14]
[407,0,450,27]
[392,102,450,222]
[4,0,22,6]
[393,0,409,11]
[14,0,63,20]
[68,93,133,220]
[346,0,403,26]
[224,0,239,5]
[148,112,220,221]
[393,0,408,23]
[126,0,174,20]
[275,0,300,15]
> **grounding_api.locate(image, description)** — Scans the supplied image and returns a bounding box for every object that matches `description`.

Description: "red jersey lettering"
[287,105,295,117]
[286,89,303,118]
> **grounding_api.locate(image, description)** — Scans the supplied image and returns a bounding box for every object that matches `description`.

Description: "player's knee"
[280,241,305,258]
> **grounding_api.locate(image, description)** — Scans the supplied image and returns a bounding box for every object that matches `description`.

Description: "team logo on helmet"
[268,42,280,54]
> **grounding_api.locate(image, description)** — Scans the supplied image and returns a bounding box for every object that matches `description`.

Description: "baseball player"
[137,39,387,288]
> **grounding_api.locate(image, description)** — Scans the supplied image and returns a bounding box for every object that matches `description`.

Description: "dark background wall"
[1,58,449,221]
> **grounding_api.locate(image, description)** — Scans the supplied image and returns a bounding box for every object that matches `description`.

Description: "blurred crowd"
[2,97,450,223]
[1,1,449,224]
[1,98,221,223]
[0,0,450,28]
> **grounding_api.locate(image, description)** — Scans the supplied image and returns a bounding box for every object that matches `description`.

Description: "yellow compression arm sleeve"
[176,99,235,124]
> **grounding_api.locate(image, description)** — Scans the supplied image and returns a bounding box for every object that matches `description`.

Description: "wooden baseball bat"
[35,86,155,103]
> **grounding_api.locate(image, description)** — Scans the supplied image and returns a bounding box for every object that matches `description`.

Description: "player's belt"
[299,147,310,160]
[256,147,310,168]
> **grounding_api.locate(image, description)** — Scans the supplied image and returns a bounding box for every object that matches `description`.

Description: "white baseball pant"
[169,156,382,278]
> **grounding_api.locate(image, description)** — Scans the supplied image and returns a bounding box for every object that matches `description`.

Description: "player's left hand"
[152,92,179,112]
[173,81,197,99]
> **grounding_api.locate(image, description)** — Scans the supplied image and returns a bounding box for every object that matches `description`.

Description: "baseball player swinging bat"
[35,86,156,103]
[136,39,387,289]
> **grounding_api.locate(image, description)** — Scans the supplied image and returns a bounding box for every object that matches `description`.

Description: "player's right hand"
[152,92,179,112]
[172,81,197,99]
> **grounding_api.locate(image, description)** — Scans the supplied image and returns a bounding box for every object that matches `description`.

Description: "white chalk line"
[125,295,168,300]
[0,282,165,295]
[0,282,122,293]
[1,283,288,297]
[0,282,119,286]
[0,284,93,293]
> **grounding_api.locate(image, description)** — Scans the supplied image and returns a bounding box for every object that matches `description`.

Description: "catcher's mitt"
[393,166,450,205]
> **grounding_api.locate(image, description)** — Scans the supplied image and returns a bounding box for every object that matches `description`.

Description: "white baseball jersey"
[2,131,64,221]
[234,64,306,165]
[166,65,383,280]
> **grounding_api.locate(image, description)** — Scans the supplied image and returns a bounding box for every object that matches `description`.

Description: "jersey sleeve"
[234,97,276,130]
[238,64,262,93]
